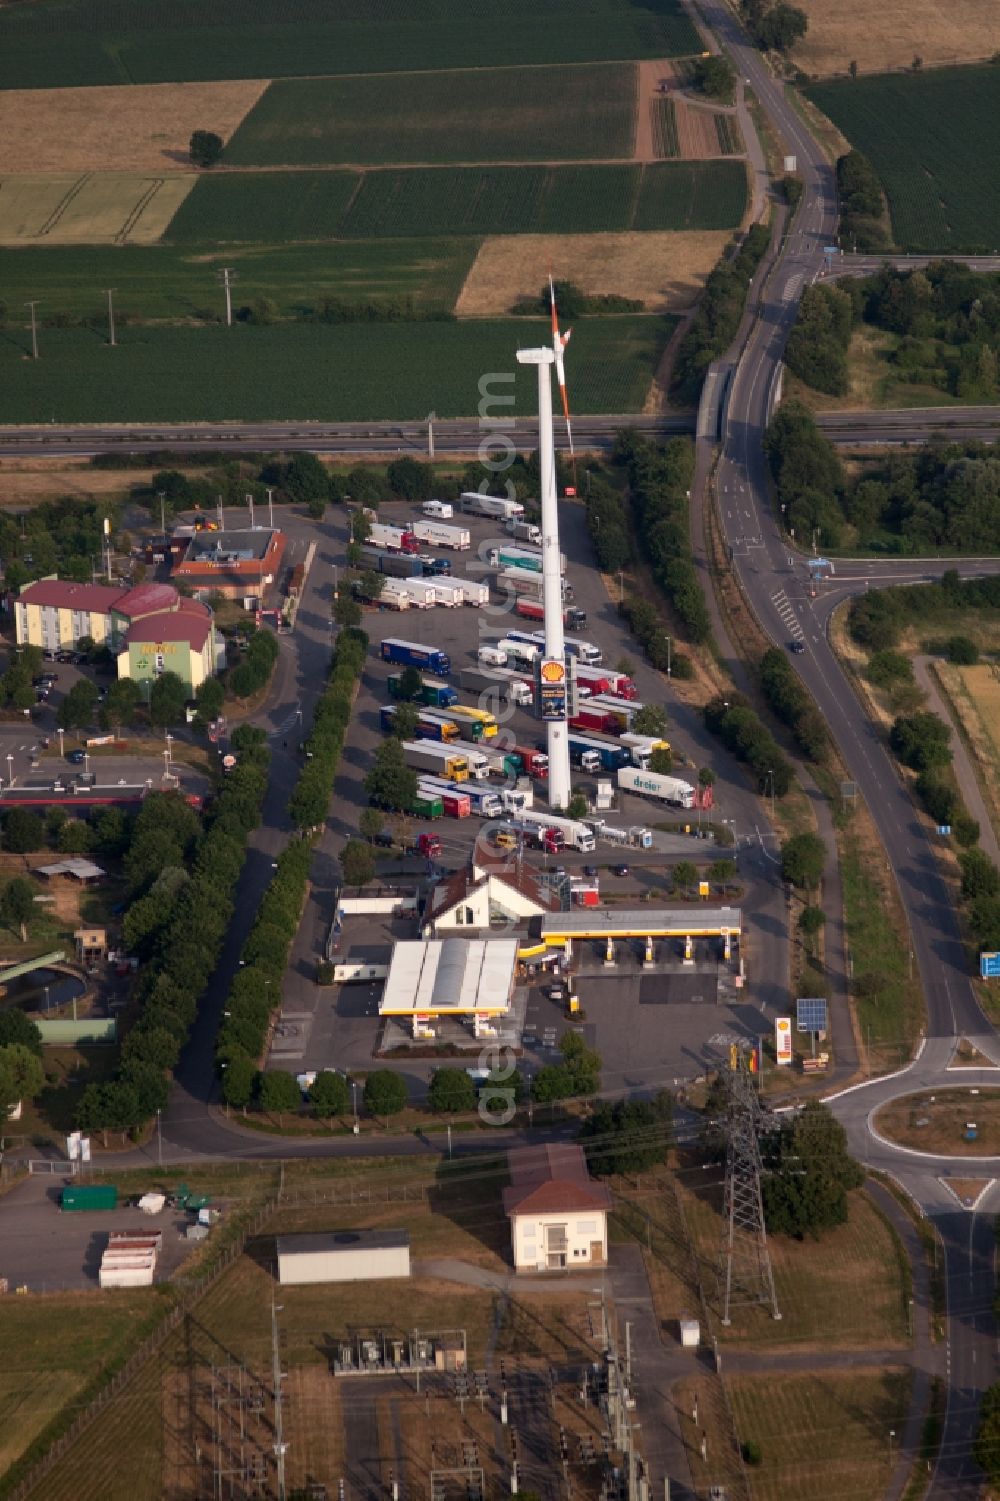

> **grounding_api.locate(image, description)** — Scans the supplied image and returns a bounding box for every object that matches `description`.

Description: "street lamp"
[664,635,672,679]
[83,752,90,777]
[766,768,775,819]
[888,1430,895,1467]
[352,1080,359,1135]
[5,753,12,787]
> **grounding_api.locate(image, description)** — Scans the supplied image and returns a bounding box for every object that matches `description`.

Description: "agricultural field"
[931,661,1000,846]
[0,239,477,321]
[455,229,733,314]
[223,65,637,167]
[728,1370,912,1501]
[0,80,265,174]
[0,174,196,245]
[633,159,748,230]
[714,115,743,155]
[0,317,670,423]
[651,98,680,158]
[791,0,1000,77]
[166,162,746,244]
[0,0,702,92]
[807,66,1000,252]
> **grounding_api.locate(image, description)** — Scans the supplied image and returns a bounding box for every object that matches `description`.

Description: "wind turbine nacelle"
[516,347,555,366]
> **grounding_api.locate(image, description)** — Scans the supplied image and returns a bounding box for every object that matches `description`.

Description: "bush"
[947,635,979,665]
[742,1441,763,1467]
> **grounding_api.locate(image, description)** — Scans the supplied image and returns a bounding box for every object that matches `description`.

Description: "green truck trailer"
[61,1184,118,1212]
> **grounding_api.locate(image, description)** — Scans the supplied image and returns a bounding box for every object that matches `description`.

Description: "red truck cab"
[414,832,442,857]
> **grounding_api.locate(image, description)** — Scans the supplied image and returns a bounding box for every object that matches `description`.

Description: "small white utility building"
[276,1229,410,1285]
[503,1144,611,1273]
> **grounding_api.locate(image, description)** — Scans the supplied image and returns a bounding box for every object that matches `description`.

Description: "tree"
[580,1096,673,1175]
[283,452,330,507]
[194,675,225,723]
[340,839,376,887]
[2,808,44,853]
[149,671,188,727]
[428,1067,476,1114]
[561,1031,601,1096]
[221,1052,257,1110]
[58,677,98,730]
[189,129,223,168]
[567,792,589,820]
[947,635,979,665]
[798,905,826,938]
[672,861,697,894]
[960,848,1000,902]
[632,704,669,738]
[975,1383,1000,1484]
[691,53,736,99]
[781,832,826,891]
[359,807,385,844]
[387,457,435,500]
[0,1008,42,1055]
[333,595,363,630]
[709,858,737,890]
[0,876,35,941]
[387,701,419,741]
[0,1043,45,1119]
[258,1068,301,1120]
[365,739,418,812]
[364,1069,408,1123]
[890,711,952,772]
[761,1101,863,1238]
[310,1069,351,1119]
[649,746,673,774]
[59,818,94,854]
[102,677,140,731]
[396,665,424,702]
[757,2,807,51]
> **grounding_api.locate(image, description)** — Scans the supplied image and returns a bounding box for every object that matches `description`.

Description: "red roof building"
[503,1145,610,1272]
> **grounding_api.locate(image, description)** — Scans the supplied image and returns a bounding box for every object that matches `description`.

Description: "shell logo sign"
[775,1016,793,1066]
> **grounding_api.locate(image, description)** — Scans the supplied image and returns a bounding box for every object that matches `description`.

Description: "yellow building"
[15,580,122,654]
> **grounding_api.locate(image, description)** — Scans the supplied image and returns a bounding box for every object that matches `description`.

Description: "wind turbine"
[549,274,576,489]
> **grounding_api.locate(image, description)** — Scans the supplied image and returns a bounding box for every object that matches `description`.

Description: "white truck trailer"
[617,767,696,809]
[452,577,491,606]
[411,520,472,550]
[460,491,524,522]
[508,810,596,852]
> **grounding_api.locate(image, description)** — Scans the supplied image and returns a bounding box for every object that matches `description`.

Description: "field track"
[0,174,195,244]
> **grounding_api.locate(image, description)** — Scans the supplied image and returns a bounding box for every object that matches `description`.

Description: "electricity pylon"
[717,1043,781,1325]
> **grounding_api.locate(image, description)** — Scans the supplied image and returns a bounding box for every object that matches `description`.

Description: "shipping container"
[61,1185,118,1212]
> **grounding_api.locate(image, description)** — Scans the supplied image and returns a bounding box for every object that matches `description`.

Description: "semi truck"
[478,747,524,779]
[418,776,503,819]
[507,809,596,852]
[513,746,549,778]
[416,779,472,818]
[497,567,573,602]
[387,674,458,708]
[505,518,543,544]
[401,740,470,782]
[514,598,587,628]
[369,523,419,554]
[412,831,443,855]
[569,705,621,735]
[451,578,490,606]
[575,665,636,699]
[487,544,566,575]
[459,667,532,707]
[379,639,451,676]
[415,704,498,744]
[568,733,631,772]
[569,743,601,773]
[617,766,696,808]
[589,694,645,730]
[620,732,671,768]
[504,630,601,666]
[411,520,471,550]
[379,705,459,742]
[378,578,413,610]
[496,819,563,854]
[496,637,540,667]
[359,546,423,579]
[460,491,524,522]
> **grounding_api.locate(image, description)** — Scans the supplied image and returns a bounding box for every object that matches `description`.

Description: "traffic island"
[874,1087,1000,1156]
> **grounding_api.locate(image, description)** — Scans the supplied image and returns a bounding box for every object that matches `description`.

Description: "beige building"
[503,1145,610,1273]
[15,580,123,653]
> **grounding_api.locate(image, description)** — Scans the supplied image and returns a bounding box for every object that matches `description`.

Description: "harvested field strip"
[791,0,1000,79]
[715,114,743,154]
[0,0,702,91]
[807,65,1000,251]
[455,229,730,314]
[0,79,267,173]
[0,173,197,245]
[166,161,744,243]
[0,318,668,423]
[934,662,1000,847]
[0,238,477,320]
[651,97,680,157]
[729,1370,913,1501]
[223,64,637,167]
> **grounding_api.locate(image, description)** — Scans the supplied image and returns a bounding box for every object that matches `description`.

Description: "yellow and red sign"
[775,1017,793,1066]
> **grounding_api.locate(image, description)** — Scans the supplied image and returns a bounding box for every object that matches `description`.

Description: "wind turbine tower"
[516,340,572,809]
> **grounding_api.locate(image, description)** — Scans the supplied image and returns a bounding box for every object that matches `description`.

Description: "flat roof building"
[173,527,285,603]
[379,937,519,1036]
[276,1229,410,1285]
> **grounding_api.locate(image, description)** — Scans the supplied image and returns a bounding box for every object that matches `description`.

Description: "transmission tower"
[717,1044,781,1325]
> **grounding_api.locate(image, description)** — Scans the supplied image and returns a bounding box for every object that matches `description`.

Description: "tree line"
[671,224,771,404]
[614,433,710,645]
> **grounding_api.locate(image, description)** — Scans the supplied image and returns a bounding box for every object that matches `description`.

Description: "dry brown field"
[456,229,730,315]
[791,0,1000,77]
[0,80,267,174]
[674,100,722,159]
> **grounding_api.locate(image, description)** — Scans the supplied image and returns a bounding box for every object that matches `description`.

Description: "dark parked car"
[66,749,86,765]
[372,832,394,848]
[612,863,630,877]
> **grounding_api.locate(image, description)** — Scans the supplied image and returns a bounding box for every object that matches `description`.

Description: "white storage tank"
[276,1229,411,1285]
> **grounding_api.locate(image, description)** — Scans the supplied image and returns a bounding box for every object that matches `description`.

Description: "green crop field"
[0,0,702,91]
[633,160,748,230]
[223,65,637,167]
[167,163,741,243]
[651,98,680,159]
[0,239,477,321]
[0,316,671,423]
[808,66,1000,252]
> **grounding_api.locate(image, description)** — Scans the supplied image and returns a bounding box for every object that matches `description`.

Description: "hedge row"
[215,627,367,1097]
[703,692,793,796]
[617,433,709,645]
[671,222,771,403]
[75,727,271,1135]
[759,647,828,761]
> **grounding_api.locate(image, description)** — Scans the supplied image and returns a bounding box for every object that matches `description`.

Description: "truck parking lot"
[268,491,785,1092]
